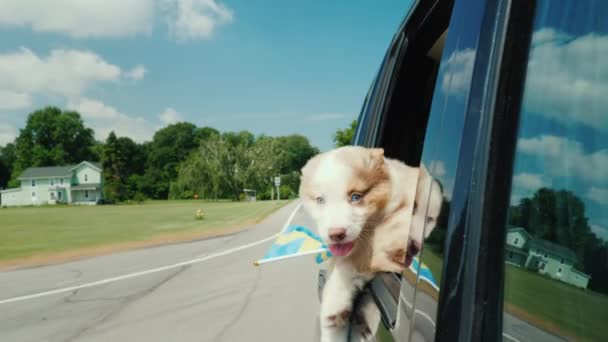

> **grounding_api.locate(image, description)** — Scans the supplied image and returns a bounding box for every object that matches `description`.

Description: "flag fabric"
[410,256,439,290]
[254,225,332,266]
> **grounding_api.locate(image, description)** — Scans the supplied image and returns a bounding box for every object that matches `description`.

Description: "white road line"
[400,295,521,342]
[0,202,303,306]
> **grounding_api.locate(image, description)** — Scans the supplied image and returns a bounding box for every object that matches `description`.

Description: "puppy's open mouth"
[404,240,421,268]
[328,242,355,257]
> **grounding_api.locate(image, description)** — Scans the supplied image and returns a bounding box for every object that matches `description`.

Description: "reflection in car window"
[503,1,608,341]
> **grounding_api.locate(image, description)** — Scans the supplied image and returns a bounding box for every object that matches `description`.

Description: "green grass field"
[421,245,608,341]
[0,200,289,262]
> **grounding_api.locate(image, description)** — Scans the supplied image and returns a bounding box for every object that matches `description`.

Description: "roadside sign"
[274,176,281,186]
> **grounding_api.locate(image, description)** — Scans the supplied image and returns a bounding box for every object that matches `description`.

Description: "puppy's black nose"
[329,227,347,242]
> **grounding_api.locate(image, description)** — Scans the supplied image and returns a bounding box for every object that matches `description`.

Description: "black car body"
[319,0,608,341]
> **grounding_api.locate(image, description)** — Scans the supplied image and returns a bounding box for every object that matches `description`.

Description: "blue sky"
[0,0,412,151]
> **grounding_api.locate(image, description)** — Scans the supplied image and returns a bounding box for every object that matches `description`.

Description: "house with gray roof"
[0,161,103,206]
[506,226,591,288]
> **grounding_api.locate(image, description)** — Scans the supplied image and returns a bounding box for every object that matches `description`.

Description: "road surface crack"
[61,265,190,342]
[213,268,262,342]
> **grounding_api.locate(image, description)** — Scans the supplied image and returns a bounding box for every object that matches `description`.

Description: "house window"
[85,190,89,198]
[60,178,63,184]
[58,192,62,200]
[560,258,564,264]
[540,263,546,270]
[558,267,563,274]
[31,180,35,187]
[544,253,547,258]
[50,179,54,186]
[514,238,519,244]
[85,174,88,182]
[509,252,513,259]
[50,192,55,199]
[32,192,35,197]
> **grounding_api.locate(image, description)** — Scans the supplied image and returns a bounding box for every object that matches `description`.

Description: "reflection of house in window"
[505,226,591,288]
[514,237,519,245]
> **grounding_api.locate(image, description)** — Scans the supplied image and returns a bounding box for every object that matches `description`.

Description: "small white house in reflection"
[0,161,103,207]
[506,226,591,289]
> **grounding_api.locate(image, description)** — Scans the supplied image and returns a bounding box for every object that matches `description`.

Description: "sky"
[0,0,412,151]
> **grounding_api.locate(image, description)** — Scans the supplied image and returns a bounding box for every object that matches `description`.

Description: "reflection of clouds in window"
[523,28,608,129]
[440,48,475,96]
[428,160,446,177]
[518,134,608,184]
[510,172,548,205]
[587,186,608,206]
[591,224,608,240]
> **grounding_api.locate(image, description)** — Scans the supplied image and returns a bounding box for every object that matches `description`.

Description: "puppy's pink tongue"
[328,242,354,256]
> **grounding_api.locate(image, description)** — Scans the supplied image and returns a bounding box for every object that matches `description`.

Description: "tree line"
[0,106,321,202]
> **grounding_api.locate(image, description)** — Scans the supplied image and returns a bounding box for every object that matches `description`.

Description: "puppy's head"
[405,164,443,267]
[299,146,390,257]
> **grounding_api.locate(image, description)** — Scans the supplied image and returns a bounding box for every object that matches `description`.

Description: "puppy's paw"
[323,308,351,328]
[370,240,408,273]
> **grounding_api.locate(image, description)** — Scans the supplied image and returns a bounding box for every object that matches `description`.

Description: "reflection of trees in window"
[509,187,608,294]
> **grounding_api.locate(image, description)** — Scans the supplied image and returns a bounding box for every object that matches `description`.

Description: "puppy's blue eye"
[316,196,325,205]
[350,193,362,203]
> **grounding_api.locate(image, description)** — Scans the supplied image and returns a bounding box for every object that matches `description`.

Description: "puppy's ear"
[368,148,385,167]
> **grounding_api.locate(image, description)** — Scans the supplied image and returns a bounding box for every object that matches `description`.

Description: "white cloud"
[428,160,447,177]
[0,0,155,38]
[591,224,608,241]
[518,135,608,185]
[440,29,608,132]
[522,28,608,129]
[510,172,547,205]
[513,173,546,190]
[440,48,475,96]
[0,122,17,145]
[162,0,234,41]
[159,107,182,125]
[125,65,147,81]
[587,187,608,206]
[0,90,31,110]
[0,47,121,98]
[68,98,156,142]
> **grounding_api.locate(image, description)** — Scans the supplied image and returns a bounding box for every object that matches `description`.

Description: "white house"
[505,226,591,289]
[0,161,103,207]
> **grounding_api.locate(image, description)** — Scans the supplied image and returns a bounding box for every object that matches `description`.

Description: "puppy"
[299,146,420,341]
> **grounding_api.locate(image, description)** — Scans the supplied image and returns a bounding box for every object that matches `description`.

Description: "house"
[0,161,103,207]
[506,226,591,289]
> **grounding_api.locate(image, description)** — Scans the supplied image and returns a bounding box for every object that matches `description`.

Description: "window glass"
[503,1,608,341]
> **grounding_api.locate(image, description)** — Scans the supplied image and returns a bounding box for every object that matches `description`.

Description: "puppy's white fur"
[300,147,444,341]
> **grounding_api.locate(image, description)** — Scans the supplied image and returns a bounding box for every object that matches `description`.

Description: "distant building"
[0,161,103,207]
[506,226,591,289]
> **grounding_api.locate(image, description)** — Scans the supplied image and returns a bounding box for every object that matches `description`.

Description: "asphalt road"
[0,201,321,342]
[0,201,568,342]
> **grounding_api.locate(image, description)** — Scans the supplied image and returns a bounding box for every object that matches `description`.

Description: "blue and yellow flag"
[254,226,332,266]
[410,257,439,290]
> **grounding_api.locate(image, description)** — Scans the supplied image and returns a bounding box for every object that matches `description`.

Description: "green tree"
[143,122,206,199]
[332,119,357,147]
[0,143,16,189]
[13,107,96,179]
[101,133,146,201]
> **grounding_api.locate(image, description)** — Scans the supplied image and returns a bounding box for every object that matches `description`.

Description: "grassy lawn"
[0,200,289,263]
[504,265,608,341]
[419,246,608,341]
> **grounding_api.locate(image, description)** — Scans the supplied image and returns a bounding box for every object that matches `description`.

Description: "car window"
[502,1,608,341]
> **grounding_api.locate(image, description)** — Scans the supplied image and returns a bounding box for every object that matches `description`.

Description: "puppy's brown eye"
[426,217,435,224]
[316,196,325,205]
